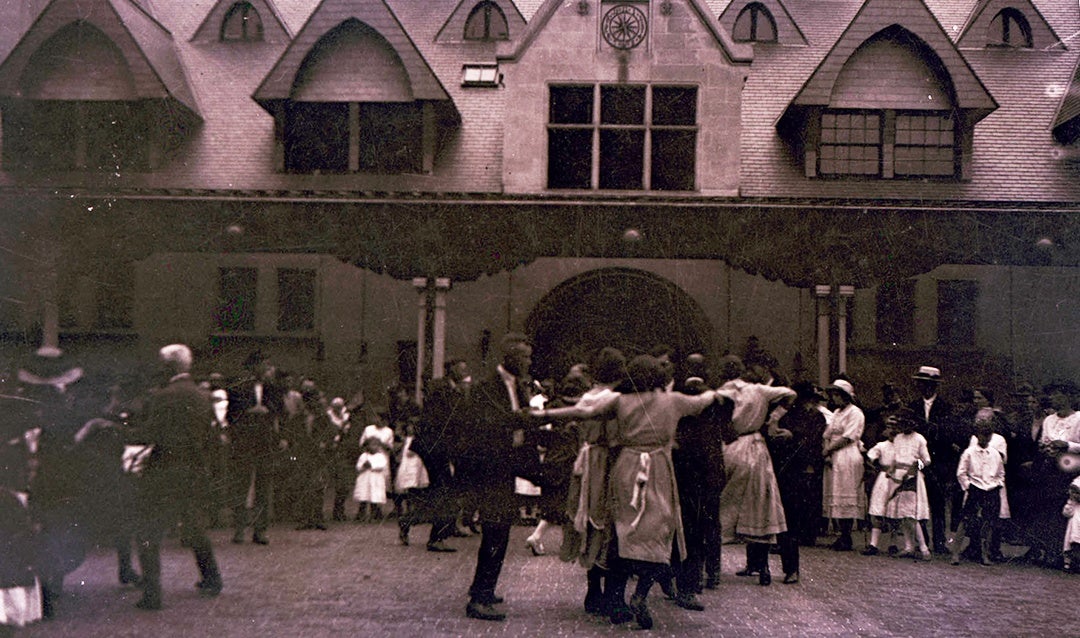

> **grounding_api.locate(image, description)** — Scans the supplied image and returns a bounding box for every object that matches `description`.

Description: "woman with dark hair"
[537,354,720,630]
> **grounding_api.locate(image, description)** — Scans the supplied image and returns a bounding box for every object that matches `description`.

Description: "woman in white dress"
[822,379,867,551]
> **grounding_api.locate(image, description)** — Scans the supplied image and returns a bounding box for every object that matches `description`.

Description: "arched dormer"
[777,0,996,182]
[257,18,458,175]
[987,8,1031,48]
[221,2,264,42]
[733,3,777,43]
[464,1,509,41]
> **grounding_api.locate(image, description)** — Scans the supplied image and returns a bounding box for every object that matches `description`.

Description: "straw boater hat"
[827,379,855,401]
[912,366,942,383]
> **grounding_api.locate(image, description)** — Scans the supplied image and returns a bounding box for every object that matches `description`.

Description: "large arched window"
[464,1,509,41]
[732,3,777,43]
[988,8,1032,48]
[221,2,264,42]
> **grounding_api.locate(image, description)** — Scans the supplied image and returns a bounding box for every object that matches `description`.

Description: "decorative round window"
[602,4,647,50]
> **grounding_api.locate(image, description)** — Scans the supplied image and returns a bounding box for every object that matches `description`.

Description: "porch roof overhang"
[5,189,1078,289]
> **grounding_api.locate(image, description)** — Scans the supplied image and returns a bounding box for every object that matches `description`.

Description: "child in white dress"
[354,437,389,523]
[863,423,899,555]
[886,411,932,560]
[0,440,42,636]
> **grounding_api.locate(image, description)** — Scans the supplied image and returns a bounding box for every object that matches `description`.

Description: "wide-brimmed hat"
[912,366,942,382]
[827,379,855,400]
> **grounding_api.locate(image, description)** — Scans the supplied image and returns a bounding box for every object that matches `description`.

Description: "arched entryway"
[525,268,712,381]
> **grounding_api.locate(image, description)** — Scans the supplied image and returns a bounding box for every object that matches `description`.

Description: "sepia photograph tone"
[1,0,1079,635]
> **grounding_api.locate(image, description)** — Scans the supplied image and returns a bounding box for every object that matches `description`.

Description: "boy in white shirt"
[953,417,1006,566]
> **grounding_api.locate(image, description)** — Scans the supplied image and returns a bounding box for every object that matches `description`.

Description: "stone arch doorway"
[525,267,713,382]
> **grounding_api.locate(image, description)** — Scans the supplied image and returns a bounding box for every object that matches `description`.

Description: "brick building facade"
[1,0,1078,406]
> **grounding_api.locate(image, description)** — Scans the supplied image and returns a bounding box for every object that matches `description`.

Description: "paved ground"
[20,519,1079,638]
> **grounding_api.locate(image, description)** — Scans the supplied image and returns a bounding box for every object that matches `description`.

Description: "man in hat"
[907,365,957,555]
[133,344,222,610]
[458,333,538,621]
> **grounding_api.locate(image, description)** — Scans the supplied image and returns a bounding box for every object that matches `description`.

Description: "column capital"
[412,277,429,290]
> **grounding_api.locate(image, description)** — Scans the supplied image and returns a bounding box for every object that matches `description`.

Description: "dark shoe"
[783,572,799,585]
[674,593,705,611]
[629,595,653,630]
[427,541,457,553]
[830,538,852,551]
[609,605,634,625]
[465,601,506,621]
[135,597,162,611]
[861,546,879,556]
[887,545,899,556]
[704,575,720,589]
[196,580,223,597]
[119,569,142,585]
[735,566,759,577]
[584,591,605,615]
[315,523,327,531]
[399,528,410,546]
[231,531,244,544]
[296,523,316,530]
[252,534,269,545]
[525,537,545,556]
[896,551,918,560]
[759,569,772,586]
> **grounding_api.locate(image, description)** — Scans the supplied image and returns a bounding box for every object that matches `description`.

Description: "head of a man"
[501,333,533,378]
[159,344,193,378]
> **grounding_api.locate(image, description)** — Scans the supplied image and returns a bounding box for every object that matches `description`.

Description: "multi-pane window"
[547,84,697,191]
[819,112,880,176]
[217,267,257,332]
[284,102,421,174]
[818,109,957,179]
[464,1,509,41]
[988,8,1032,48]
[733,3,777,43]
[277,269,316,332]
[938,280,978,347]
[2,101,148,172]
[895,113,955,176]
[221,2,263,42]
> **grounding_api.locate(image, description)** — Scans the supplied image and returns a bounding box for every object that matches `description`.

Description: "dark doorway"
[525,268,712,381]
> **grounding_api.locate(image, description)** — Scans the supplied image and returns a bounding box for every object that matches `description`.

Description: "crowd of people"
[2,336,1080,634]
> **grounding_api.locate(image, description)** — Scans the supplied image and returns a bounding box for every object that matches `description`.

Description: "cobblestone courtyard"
[21,520,1078,638]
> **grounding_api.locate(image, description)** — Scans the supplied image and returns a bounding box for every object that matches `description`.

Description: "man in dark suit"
[133,344,222,610]
[907,365,958,555]
[225,351,284,545]
[410,358,471,552]
[458,334,537,622]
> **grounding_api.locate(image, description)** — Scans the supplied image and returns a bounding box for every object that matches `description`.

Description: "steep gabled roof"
[498,0,753,63]
[956,0,1064,50]
[253,0,452,104]
[190,0,292,43]
[718,0,808,46]
[785,0,997,115]
[0,0,199,116]
[435,0,526,43]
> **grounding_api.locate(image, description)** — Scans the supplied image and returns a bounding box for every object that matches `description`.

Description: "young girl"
[886,411,932,561]
[1062,476,1080,573]
[354,437,389,523]
[394,421,429,545]
[862,423,900,556]
[0,434,42,637]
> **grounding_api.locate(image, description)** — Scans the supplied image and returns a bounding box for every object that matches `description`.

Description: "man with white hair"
[133,344,222,610]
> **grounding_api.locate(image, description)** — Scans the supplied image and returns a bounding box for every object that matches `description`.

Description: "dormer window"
[464,1,509,41]
[988,8,1032,48]
[732,3,777,43]
[221,2,264,42]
